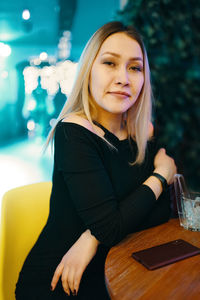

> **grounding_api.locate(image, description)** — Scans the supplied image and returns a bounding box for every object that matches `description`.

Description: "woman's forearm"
[143,175,163,200]
[80,229,100,246]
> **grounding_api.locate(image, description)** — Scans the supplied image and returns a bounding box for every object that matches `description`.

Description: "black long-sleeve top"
[16,121,171,297]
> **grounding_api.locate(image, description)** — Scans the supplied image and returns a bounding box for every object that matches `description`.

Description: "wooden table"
[105,219,200,300]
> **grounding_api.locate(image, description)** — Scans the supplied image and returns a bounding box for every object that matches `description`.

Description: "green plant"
[116,0,200,190]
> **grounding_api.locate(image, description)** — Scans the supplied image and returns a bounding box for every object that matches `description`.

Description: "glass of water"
[174,174,200,231]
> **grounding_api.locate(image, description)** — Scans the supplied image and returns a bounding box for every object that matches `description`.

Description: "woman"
[16,21,177,299]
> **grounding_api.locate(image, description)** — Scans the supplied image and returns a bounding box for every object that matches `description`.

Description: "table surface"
[105,219,200,300]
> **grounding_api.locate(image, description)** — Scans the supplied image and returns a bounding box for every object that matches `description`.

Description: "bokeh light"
[39,52,48,61]
[0,42,12,57]
[27,120,35,131]
[1,71,8,79]
[27,98,37,111]
[23,60,78,96]
[49,118,56,127]
[22,9,31,20]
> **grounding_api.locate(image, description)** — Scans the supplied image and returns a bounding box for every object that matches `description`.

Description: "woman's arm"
[143,148,177,199]
[56,124,176,247]
[51,229,99,295]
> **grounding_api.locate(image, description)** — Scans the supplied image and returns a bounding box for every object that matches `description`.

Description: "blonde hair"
[46,21,152,164]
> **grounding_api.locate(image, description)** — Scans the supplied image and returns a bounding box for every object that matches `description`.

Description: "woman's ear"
[148,121,154,138]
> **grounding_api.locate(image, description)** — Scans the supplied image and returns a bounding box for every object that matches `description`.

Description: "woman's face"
[89,32,144,118]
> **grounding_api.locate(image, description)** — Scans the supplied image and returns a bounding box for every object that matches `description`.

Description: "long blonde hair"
[46,21,152,164]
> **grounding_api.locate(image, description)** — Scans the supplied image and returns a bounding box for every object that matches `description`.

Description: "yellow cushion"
[0,182,52,300]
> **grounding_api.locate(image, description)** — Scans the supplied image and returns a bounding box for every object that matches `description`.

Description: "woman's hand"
[154,148,177,184]
[51,230,99,296]
[143,148,177,199]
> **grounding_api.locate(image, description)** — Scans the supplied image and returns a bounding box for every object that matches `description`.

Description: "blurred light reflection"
[0,139,53,204]
[22,9,31,20]
[0,42,12,57]
[40,52,48,61]
[23,60,78,96]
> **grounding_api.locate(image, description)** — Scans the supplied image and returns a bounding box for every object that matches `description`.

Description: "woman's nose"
[115,67,130,86]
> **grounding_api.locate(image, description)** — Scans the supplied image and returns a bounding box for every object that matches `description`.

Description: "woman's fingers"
[158,148,166,155]
[51,262,63,291]
[73,268,83,294]
[66,268,76,295]
[61,266,71,295]
[51,259,82,295]
[64,266,84,296]
[52,262,83,295]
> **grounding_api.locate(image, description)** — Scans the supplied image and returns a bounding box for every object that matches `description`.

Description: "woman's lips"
[108,91,131,98]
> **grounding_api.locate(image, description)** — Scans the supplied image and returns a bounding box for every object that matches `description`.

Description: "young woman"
[16,21,177,299]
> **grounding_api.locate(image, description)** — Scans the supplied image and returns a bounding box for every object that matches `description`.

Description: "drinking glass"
[174,174,200,231]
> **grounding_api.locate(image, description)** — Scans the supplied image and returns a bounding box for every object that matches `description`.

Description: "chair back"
[0,182,52,300]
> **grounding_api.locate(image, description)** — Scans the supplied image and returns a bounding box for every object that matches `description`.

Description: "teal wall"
[70,0,120,60]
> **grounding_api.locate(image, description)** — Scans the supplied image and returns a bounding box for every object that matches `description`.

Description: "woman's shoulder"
[60,114,105,137]
[62,114,92,129]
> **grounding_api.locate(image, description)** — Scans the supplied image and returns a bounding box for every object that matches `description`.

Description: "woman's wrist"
[81,229,100,246]
[151,172,168,192]
[153,168,169,184]
[143,175,163,200]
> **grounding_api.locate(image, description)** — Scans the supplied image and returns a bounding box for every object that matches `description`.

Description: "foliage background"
[116,0,200,190]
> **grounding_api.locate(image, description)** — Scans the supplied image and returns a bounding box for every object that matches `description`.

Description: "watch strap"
[152,172,168,191]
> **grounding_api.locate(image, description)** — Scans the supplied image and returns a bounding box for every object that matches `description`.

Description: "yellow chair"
[0,182,52,300]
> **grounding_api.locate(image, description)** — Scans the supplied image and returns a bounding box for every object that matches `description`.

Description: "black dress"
[15,121,171,299]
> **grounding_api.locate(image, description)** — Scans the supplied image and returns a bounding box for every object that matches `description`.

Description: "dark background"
[117,0,200,190]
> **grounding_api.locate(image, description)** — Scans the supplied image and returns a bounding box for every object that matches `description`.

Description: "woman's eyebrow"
[101,51,143,62]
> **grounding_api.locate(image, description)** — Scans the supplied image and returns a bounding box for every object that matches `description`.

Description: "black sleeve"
[134,132,172,231]
[55,124,156,247]
[136,189,171,232]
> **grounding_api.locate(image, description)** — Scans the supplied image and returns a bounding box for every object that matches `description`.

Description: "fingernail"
[72,290,77,296]
[50,286,53,291]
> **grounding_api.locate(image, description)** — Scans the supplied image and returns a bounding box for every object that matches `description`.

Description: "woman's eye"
[130,66,143,72]
[103,61,115,66]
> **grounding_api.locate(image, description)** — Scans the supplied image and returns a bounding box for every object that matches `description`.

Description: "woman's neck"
[78,109,128,140]
[94,114,127,140]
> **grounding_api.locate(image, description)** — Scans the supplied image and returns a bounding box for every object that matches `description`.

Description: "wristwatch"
[152,172,168,192]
